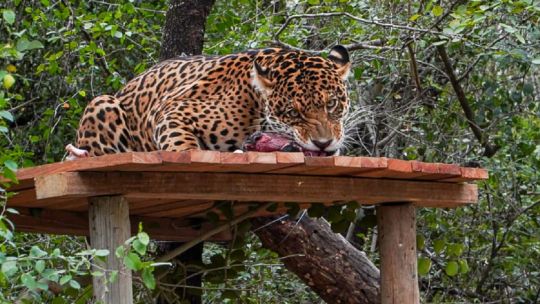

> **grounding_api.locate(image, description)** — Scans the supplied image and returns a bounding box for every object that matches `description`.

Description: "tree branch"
[156,203,273,262]
[273,12,461,42]
[436,45,500,157]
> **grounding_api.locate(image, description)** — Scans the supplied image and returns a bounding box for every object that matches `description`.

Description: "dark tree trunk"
[157,1,215,303]
[252,216,381,304]
[159,0,215,60]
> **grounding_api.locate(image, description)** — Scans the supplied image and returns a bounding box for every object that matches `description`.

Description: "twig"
[273,12,460,42]
[406,41,422,96]
[156,202,273,262]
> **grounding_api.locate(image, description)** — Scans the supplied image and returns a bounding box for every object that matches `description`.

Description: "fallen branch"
[252,216,380,304]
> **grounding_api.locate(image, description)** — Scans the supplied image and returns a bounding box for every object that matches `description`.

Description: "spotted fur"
[76,46,351,156]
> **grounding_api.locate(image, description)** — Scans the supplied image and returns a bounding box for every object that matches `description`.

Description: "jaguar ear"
[251,60,275,96]
[328,45,351,80]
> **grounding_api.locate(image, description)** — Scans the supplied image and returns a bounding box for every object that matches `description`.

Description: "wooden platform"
[7,151,487,240]
[6,150,488,303]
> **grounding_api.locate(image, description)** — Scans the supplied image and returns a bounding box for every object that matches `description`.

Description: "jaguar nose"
[312,139,332,151]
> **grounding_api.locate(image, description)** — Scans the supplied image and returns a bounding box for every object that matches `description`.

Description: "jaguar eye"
[327,98,338,112]
[288,109,300,118]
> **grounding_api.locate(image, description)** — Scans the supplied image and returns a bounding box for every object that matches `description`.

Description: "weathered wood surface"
[5,151,487,238]
[10,151,488,192]
[377,203,420,304]
[89,196,133,304]
[34,171,478,208]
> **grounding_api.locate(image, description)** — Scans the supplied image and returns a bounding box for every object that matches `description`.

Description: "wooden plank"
[8,188,82,208]
[9,152,162,191]
[9,207,231,241]
[157,150,221,172]
[378,203,420,304]
[410,161,462,180]
[268,156,387,175]
[356,159,419,179]
[35,171,479,208]
[215,152,304,173]
[158,151,303,173]
[138,201,215,218]
[89,196,133,304]
[441,167,489,182]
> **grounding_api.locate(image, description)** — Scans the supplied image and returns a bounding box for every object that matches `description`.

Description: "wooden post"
[89,196,133,304]
[377,203,419,304]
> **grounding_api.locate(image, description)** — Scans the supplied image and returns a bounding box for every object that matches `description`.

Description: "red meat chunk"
[243,132,328,157]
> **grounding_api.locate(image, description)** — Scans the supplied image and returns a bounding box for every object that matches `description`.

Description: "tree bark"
[252,216,381,304]
[160,0,215,60]
[157,1,215,303]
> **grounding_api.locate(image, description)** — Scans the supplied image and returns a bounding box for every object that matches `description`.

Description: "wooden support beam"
[377,203,419,304]
[35,171,478,208]
[9,207,232,241]
[89,196,133,304]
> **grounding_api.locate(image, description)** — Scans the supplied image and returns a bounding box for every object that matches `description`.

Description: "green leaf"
[69,279,81,289]
[500,23,517,34]
[409,14,421,22]
[35,260,45,273]
[30,246,47,258]
[123,252,142,271]
[132,239,147,256]
[0,110,14,122]
[432,40,448,46]
[416,235,425,251]
[115,245,125,258]
[141,268,156,289]
[91,271,104,277]
[515,32,525,44]
[94,249,110,257]
[21,273,37,290]
[59,275,72,285]
[432,5,444,17]
[4,160,17,172]
[531,58,540,65]
[137,232,150,246]
[418,257,432,276]
[447,243,464,257]
[459,259,469,274]
[2,10,15,25]
[1,260,18,277]
[445,261,459,276]
[353,67,363,80]
[16,38,44,52]
[433,239,445,254]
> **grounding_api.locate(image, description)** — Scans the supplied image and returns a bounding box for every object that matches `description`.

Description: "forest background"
[0,0,539,303]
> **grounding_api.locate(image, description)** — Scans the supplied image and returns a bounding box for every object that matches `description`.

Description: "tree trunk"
[252,216,381,304]
[157,1,215,303]
[160,0,215,60]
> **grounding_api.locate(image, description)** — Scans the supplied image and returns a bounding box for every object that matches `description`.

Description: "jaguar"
[71,45,352,157]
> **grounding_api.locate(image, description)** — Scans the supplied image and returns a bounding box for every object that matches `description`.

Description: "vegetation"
[1,0,539,302]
